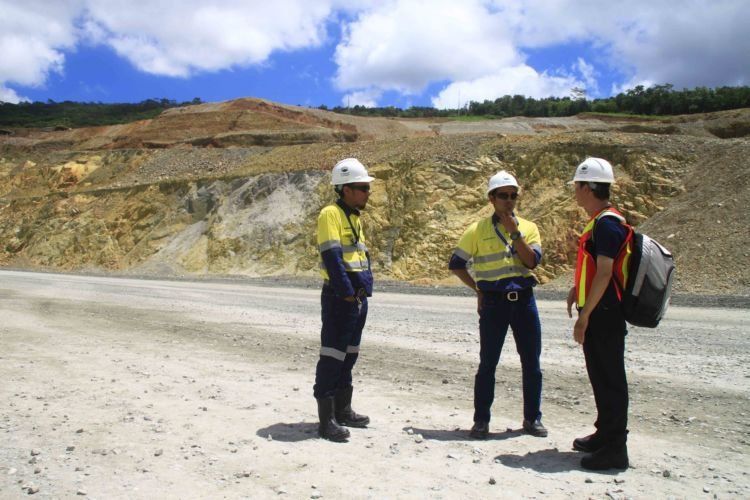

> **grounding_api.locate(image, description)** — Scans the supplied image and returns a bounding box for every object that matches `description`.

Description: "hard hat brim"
[568,177,614,184]
[332,175,375,186]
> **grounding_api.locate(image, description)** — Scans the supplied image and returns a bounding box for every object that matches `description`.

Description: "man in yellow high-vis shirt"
[314,158,374,442]
[449,171,547,439]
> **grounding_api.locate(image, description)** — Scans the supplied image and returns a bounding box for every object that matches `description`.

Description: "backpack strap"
[591,208,633,300]
[591,209,626,242]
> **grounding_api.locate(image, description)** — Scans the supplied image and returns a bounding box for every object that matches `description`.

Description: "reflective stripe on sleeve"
[530,243,543,262]
[452,248,472,261]
[342,242,368,253]
[320,347,347,361]
[319,240,342,252]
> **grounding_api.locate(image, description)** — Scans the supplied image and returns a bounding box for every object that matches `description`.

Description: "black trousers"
[474,289,542,423]
[583,301,628,446]
[313,287,368,399]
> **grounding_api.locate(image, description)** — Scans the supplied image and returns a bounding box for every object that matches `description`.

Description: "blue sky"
[1,1,748,108]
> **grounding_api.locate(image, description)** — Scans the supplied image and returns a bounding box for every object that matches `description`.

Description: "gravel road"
[1,270,748,499]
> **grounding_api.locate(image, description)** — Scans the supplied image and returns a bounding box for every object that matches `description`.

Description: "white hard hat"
[487,170,519,194]
[568,157,615,184]
[331,158,374,186]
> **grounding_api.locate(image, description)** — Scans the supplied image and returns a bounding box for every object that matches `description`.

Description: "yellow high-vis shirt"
[451,215,542,285]
[317,203,370,281]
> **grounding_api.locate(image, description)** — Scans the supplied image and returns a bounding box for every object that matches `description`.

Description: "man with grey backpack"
[566,156,675,471]
[566,157,632,471]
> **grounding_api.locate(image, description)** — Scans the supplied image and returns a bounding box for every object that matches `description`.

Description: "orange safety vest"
[574,207,633,308]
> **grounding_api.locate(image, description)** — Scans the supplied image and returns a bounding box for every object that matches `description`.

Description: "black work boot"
[334,386,370,428]
[581,443,629,471]
[573,433,605,453]
[470,421,489,439]
[523,419,548,437]
[317,397,350,442]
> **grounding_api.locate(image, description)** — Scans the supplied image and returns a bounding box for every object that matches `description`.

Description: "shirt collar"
[492,212,517,225]
[336,198,360,217]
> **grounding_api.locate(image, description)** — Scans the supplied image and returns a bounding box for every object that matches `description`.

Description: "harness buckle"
[506,291,519,302]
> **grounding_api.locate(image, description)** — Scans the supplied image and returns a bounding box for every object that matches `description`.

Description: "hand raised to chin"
[498,212,518,233]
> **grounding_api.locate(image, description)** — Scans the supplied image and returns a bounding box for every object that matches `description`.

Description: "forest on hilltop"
[1,85,749,129]
[327,84,750,119]
[0,98,202,129]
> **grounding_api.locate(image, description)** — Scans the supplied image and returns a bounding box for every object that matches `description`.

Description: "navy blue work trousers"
[313,287,368,399]
[474,290,543,423]
[583,301,629,446]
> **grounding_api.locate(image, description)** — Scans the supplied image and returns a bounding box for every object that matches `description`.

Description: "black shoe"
[337,409,370,428]
[523,419,548,437]
[573,433,605,453]
[580,444,629,471]
[317,397,350,442]
[334,387,370,428]
[470,421,489,439]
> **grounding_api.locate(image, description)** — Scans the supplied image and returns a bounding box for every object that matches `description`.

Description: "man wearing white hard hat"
[313,158,374,442]
[449,170,547,439]
[567,157,630,471]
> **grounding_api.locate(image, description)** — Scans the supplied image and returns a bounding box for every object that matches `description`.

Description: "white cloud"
[0,85,27,104]
[611,2,750,90]
[83,0,337,77]
[77,16,108,45]
[334,0,521,94]
[0,0,340,95]
[495,0,750,90]
[336,0,750,106]
[0,0,748,107]
[431,65,583,109]
[575,58,598,97]
[342,88,381,108]
[0,0,81,96]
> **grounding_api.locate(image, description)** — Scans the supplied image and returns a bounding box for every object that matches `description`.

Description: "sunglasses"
[492,191,518,200]
[349,184,371,193]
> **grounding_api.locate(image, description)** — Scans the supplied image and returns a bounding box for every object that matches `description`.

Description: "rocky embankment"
[0,100,748,295]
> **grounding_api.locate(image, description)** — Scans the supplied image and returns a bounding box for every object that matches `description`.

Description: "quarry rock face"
[1,99,748,294]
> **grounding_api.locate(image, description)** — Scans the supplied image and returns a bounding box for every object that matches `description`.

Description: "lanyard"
[334,200,368,273]
[344,212,361,244]
[493,221,517,255]
[345,211,367,271]
[337,199,361,244]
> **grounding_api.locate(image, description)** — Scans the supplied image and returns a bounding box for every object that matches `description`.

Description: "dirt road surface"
[1,270,748,499]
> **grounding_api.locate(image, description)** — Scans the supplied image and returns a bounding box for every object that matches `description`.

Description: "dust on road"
[1,270,748,498]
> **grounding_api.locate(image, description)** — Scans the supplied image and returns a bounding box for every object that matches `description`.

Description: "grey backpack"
[619,232,675,328]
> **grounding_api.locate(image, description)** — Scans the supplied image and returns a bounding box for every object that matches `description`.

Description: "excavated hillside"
[0,98,748,295]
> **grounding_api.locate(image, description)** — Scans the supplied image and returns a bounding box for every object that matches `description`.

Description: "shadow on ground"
[256,422,319,442]
[495,448,582,473]
[406,426,525,442]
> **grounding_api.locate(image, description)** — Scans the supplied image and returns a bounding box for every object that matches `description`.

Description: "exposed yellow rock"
[0,101,748,295]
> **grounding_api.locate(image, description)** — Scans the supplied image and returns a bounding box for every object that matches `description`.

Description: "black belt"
[481,288,532,302]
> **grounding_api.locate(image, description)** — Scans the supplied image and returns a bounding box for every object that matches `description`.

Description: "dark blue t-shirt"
[588,215,628,306]
[592,216,627,258]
